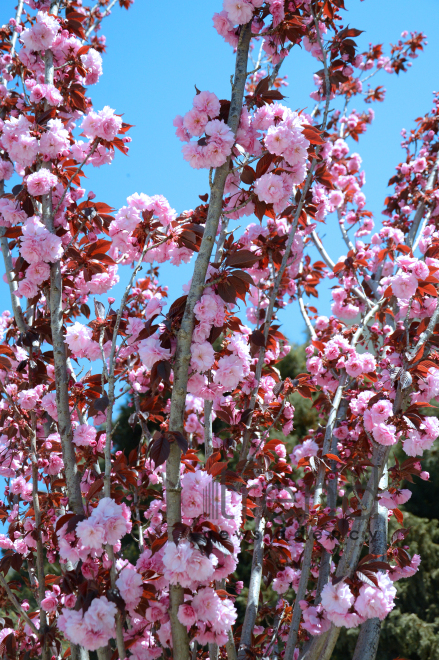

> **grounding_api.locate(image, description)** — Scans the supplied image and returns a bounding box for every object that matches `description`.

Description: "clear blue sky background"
[1,0,438,345]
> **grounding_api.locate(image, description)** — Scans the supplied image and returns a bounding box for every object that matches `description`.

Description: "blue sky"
[1,0,438,345]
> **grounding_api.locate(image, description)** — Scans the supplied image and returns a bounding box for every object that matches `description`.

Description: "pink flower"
[193,91,221,117]
[345,354,364,378]
[40,118,70,158]
[41,391,58,420]
[321,581,354,615]
[0,161,14,182]
[29,84,46,103]
[104,516,130,545]
[186,550,215,582]
[41,591,58,612]
[116,565,143,610]
[307,356,323,375]
[73,424,97,447]
[191,341,215,372]
[300,601,331,636]
[361,352,376,373]
[21,11,60,51]
[402,429,424,456]
[264,125,292,155]
[370,399,393,424]
[223,0,254,24]
[412,157,427,173]
[411,259,429,280]
[182,142,207,169]
[26,261,50,285]
[76,519,106,549]
[178,604,197,627]
[82,596,117,651]
[17,388,40,410]
[389,554,421,581]
[10,476,28,496]
[214,354,244,391]
[290,438,318,466]
[372,422,397,446]
[254,172,284,204]
[87,265,119,295]
[26,170,59,196]
[145,296,163,320]
[81,48,103,85]
[194,294,218,323]
[139,334,171,370]
[275,444,286,458]
[391,272,418,300]
[329,190,344,208]
[81,106,122,141]
[0,630,15,645]
[181,486,204,518]
[268,0,285,26]
[378,488,411,509]
[192,586,221,621]
[20,216,63,264]
[206,119,234,146]
[213,11,238,46]
[46,454,64,476]
[65,322,93,354]
[183,108,208,137]
[163,540,193,584]
[58,610,84,646]
[354,572,396,620]
[315,316,329,330]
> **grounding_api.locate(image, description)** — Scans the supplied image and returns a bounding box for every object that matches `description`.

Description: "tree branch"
[166,23,253,660]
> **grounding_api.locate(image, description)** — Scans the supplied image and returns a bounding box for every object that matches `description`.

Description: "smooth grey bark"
[165,23,252,660]
[237,503,266,660]
[283,374,348,660]
[40,47,83,516]
[351,466,388,660]
[302,387,400,660]
[407,153,439,247]
[96,646,111,660]
[314,399,350,605]
[204,400,214,460]
[204,401,217,660]
[30,412,49,660]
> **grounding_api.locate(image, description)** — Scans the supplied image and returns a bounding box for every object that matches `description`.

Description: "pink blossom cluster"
[26,169,59,196]
[299,601,331,636]
[321,573,396,629]
[213,0,285,53]
[59,596,117,651]
[178,587,237,646]
[81,106,123,142]
[109,192,193,268]
[20,10,60,51]
[15,216,63,298]
[58,497,132,564]
[28,81,63,106]
[175,91,235,169]
[390,256,431,301]
[80,48,103,85]
[306,333,376,393]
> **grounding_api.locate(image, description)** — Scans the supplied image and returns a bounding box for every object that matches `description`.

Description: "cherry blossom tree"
[0,1,436,660]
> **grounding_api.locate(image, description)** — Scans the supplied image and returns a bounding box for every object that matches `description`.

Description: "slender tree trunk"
[351,465,388,660]
[40,43,84,516]
[238,503,266,660]
[284,376,348,660]
[166,23,252,660]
